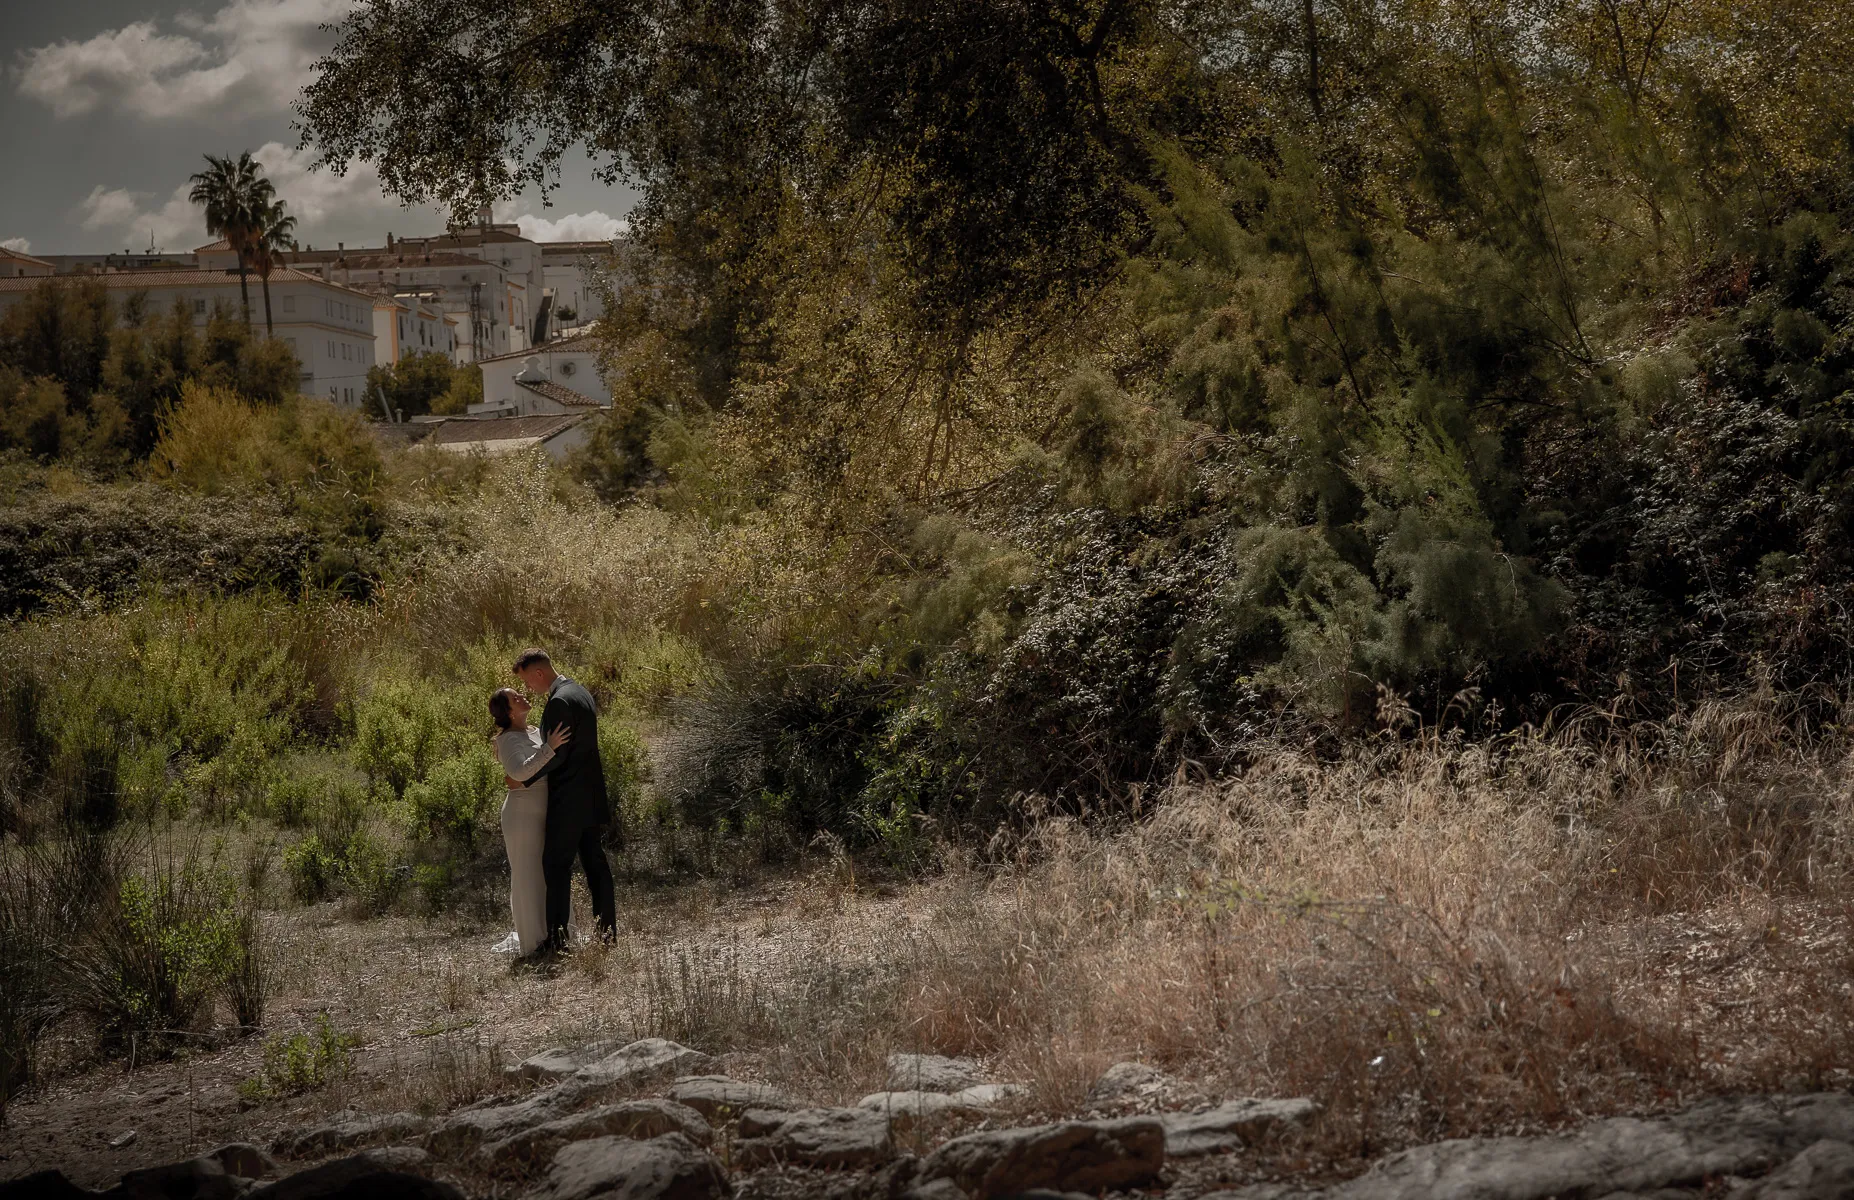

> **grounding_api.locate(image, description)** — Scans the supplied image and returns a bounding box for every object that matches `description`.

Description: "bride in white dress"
[489,687,570,955]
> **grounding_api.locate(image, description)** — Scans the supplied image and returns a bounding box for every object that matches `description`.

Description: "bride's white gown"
[494,727,554,954]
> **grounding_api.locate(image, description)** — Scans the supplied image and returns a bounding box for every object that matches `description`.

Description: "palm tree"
[249,199,298,337]
[188,152,273,332]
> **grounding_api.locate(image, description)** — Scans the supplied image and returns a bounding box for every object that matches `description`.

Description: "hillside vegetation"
[3,0,1854,1168]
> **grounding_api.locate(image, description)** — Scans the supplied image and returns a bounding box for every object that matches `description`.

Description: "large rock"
[572,1040,716,1090]
[734,1107,894,1169]
[0,1171,91,1200]
[857,1086,1026,1131]
[512,1042,627,1083]
[1162,1097,1320,1157]
[1745,1139,1854,1200]
[915,1117,1166,1200]
[245,1154,464,1200]
[477,1100,712,1169]
[427,1047,708,1161]
[530,1132,730,1200]
[428,1086,593,1159]
[112,1157,247,1200]
[886,1054,983,1094]
[271,1111,430,1158]
[1085,1062,1176,1106]
[666,1076,799,1121]
[203,1145,278,1181]
[1313,1094,1854,1200]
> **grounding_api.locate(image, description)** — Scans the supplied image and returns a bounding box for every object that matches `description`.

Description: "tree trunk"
[260,270,274,337]
[236,252,252,332]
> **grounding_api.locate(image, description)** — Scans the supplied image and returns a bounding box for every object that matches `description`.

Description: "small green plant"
[67,855,244,1060]
[283,826,405,915]
[238,1012,357,1101]
[403,754,498,851]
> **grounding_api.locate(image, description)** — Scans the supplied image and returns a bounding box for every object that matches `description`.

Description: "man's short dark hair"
[514,648,552,672]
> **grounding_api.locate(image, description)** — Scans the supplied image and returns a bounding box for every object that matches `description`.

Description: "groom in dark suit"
[514,648,616,951]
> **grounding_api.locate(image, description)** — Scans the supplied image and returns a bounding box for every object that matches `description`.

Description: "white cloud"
[510,210,629,243]
[17,0,351,121]
[74,141,423,252]
[79,184,201,251]
[246,141,405,231]
[1,238,30,254]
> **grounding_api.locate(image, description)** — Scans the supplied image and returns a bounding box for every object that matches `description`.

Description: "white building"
[541,241,619,327]
[0,267,380,404]
[0,246,53,278]
[475,331,609,416]
[271,242,526,364]
[373,293,458,365]
[422,414,590,461]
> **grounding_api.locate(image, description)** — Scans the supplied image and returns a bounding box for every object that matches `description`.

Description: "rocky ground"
[6,1041,1851,1200]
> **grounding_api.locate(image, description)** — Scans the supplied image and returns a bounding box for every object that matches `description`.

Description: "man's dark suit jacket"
[536,677,609,831]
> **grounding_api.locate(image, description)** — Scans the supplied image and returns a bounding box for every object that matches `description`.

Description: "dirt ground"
[0,867,929,1191]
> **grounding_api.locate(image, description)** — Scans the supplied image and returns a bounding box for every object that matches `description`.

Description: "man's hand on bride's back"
[546,725,572,750]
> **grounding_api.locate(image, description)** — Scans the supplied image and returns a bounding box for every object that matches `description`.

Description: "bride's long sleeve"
[496,731,554,786]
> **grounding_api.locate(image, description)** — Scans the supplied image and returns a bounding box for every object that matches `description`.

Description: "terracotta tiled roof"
[423,415,584,446]
[194,239,232,252]
[0,266,376,296]
[516,379,602,408]
[0,246,53,267]
[476,331,598,364]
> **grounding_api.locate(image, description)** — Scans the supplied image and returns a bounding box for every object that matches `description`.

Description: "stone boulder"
[1743,1139,1854,1200]
[203,1145,278,1180]
[426,1046,708,1161]
[530,1132,730,1200]
[572,1040,716,1090]
[112,1157,247,1200]
[886,1054,983,1094]
[245,1154,464,1200]
[857,1085,1026,1131]
[271,1111,430,1158]
[427,1087,592,1159]
[1269,1093,1854,1200]
[1161,1097,1320,1157]
[476,1099,712,1170]
[915,1117,1165,1200]
[1085,1062,1177,1106]
[511,1041,627,1083]
[666,1076,799,1121]
[0,1171,92,1199]
[734,1107,894,1169]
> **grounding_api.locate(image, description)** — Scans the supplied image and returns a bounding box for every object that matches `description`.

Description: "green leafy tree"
[188,152,273,332]
[249,199,299,338]
[366,352,471,419]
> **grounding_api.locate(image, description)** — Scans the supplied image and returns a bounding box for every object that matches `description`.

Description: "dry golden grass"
[8,698,1852,1190]
[879,699,1854,1161]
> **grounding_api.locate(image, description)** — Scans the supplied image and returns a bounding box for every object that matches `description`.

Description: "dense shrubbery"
[7,1,1854,1037]
[0,282,298,468]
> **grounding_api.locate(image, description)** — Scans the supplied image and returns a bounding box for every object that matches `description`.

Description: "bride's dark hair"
[488,688,517,734]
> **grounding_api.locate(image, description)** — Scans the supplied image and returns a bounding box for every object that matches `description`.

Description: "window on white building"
[281,295,295,314]
[193,299,206,315]
[342,344,351,361]
[327,339,336,357]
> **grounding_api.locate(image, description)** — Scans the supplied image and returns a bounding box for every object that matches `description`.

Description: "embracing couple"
[487,648,616,958]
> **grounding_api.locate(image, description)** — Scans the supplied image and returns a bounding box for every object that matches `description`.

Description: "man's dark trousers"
[536,676,616,944]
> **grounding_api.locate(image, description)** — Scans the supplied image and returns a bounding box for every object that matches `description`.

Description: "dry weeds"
[6,699,1854,1190]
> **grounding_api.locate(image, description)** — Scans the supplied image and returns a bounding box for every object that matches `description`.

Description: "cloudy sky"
[0,0,638,256]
